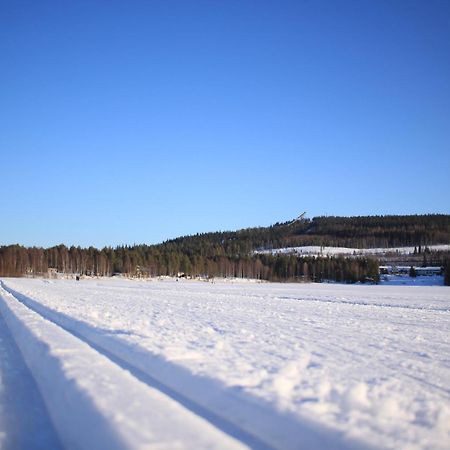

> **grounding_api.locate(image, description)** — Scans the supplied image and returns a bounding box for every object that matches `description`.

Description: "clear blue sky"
[1,0,449,248]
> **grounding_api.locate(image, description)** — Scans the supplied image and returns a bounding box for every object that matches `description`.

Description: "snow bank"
[0,313,62,450]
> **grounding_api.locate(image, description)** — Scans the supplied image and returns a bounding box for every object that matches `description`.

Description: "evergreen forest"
[1,214,449,284]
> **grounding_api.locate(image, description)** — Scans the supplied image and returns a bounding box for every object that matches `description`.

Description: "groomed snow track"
[0,281,373,450]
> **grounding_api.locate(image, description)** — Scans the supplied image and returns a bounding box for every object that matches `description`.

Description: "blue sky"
[1,0,449,248]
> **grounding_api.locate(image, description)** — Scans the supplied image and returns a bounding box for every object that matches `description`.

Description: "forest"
[1,214,449,284]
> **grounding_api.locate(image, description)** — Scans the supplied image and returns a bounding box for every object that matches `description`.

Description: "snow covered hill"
[256,244,450,257]
[0,278,449,449]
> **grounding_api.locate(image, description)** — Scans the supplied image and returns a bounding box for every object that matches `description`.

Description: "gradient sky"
[1,0,449,248]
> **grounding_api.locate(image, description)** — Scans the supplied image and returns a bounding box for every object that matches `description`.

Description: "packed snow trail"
[0,281,370,450]
[0,313,62,450]
[0,284,251,450]
[2,277,450,449]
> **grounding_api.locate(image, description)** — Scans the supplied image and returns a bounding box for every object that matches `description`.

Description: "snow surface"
[379,275,444,287]
[0,313,62,450]
[1,278,449,450]
[0,283,247,450]
[256,244,450,257]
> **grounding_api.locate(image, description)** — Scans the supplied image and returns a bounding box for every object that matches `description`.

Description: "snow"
[380,275,444,286]
[0,282,248,450]
[0,313,62,450]
[256,244,450,256]
[1,277,449,450]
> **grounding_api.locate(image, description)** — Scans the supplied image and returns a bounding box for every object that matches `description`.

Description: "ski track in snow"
[0,313,62,450]
[0,283,250,450]
[1,278,449,450]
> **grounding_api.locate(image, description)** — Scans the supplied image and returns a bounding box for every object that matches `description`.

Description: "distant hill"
[1,214,450,283]
[156,214,450,256]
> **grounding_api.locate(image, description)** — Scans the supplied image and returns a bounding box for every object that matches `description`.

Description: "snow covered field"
[256,244,450,257]
[380,274,444,287]
[0,278,449,450]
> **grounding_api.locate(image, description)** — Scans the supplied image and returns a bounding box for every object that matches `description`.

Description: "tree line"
[1,214,449,284]
[0,244,380,283]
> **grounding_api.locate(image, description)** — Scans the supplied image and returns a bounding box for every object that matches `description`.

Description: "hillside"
[157,213,450,255]
[1,214,449,283]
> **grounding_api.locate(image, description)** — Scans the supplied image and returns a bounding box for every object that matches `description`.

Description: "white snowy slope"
[256,244,450,256]
[2,278,450,450]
